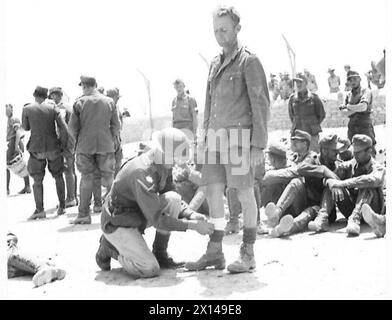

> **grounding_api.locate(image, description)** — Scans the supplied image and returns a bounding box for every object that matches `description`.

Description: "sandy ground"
[5,125,389,299]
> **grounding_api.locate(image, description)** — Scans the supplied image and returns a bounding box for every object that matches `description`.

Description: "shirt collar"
[354,157,373,173]
[294,89,312,101]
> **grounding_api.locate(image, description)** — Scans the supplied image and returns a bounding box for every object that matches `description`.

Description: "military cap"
[291,130,311,143]
[48,87,63,96]
[328,68,335,73]
[173,78,185,86]
[79,75,97,87]
[344,64,351,68]
[106,87,120,98]
[319,134,344,150]
[33,86,48,99]
[266,142,287,158]
[293,73,308,84]
[347,71,361,80]
[352,134,373,152]
[270,73,276,77]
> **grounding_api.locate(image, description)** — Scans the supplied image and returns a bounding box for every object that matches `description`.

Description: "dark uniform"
[22,88,67,215]
[69,86,121,221]
[288,87,326,153]
[98,150,199,278]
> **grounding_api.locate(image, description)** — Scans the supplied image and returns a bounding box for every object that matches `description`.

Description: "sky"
[2,0,388,119]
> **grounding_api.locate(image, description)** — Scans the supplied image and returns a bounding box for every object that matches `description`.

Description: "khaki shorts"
[201,148,254,189]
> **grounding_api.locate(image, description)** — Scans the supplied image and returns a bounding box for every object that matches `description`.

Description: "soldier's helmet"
[152,128,191,165]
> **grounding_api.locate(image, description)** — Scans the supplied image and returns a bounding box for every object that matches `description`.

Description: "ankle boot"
[346,210,361,236]
[227,243,256,273]
[184,241,225,271]
[265,202,281,228]
[269,215,294,238]
[292,206,320,234]
[361,204,386,237]
[152,232,184,269]
[308,208,329,232]
[95,235,119,271]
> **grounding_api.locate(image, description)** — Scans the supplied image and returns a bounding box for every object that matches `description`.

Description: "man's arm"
[190,97,198,134]
[109,101,121,139]
[261,167,300,186]
[244,55,270,150]
[297,162,339,180]
[338,164,385,189]
[68,101,81,141]
[314,95,326,123]
[21,109,30,131]
[132,170,189,232]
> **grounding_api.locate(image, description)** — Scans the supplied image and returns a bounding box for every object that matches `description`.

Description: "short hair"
[213,5,241,25]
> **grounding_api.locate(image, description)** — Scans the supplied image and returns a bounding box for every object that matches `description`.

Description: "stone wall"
[121,94,386,144]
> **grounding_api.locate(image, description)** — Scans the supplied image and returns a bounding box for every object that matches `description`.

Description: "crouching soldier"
[269,134,346,237]
[95,128,214,278]
[311,134,385,236]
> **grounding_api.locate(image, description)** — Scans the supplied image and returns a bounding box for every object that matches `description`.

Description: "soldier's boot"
[184,241,226,271]
[18,177,31,194]
[346,210,362,237]
[225,218,241,235]
[27,209,46,220]
[265,202,282,228]
[55,176,66,216]
[308,208,329,232]
[361,204,386,238]
[256,221,271,235]
[152,232,184,269]
[32,267,66,287]
[292,206,320,234]
[269,215,294,238]
[95,235,119,271]
[227,243,256,274]
[93,199,103,214]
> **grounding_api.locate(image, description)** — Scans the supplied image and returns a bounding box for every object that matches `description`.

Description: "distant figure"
[344,64,355,91]
[304,69,318,93]
[6,104,31,195]
[327,68,341,93]
[279,72,293,101]
[268,73,280,101]
[288,73,326,152]
[365,61,383,89]
[171,79,198,141]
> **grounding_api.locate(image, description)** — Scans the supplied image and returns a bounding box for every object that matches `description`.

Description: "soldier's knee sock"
[6,169,10,191]
[152,232,170,254]
[209,230,224,243]
[32,177,44,211]
[243,228,256,245]
[55,176,66,208]
[24,176,30,188]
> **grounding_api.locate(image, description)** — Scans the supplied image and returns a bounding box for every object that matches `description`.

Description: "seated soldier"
[268,134,346,237]
[311,134,385,236]
[262,130,319,234]
[7,232,66,287]
[95,128,214,278]
[172,160,209,217]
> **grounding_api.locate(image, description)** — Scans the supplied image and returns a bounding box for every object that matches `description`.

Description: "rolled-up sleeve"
[244,55,270,149]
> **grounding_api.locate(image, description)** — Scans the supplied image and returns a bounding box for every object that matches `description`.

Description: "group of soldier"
[6,5,386,285]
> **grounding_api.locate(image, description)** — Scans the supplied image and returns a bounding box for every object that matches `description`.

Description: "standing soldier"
[304,69,318,93]
[288,73,326,153]
[106,87,129,177]
[185,6,270,274]
[339,71,376,150]
[69,76,121,224]
[6,104,31,195]
[268,73,280,102]
[48,87,78,208]
[171,79,198,141]
[344,64,354,91]
[327,68,341,93]
[22,86,67,219]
